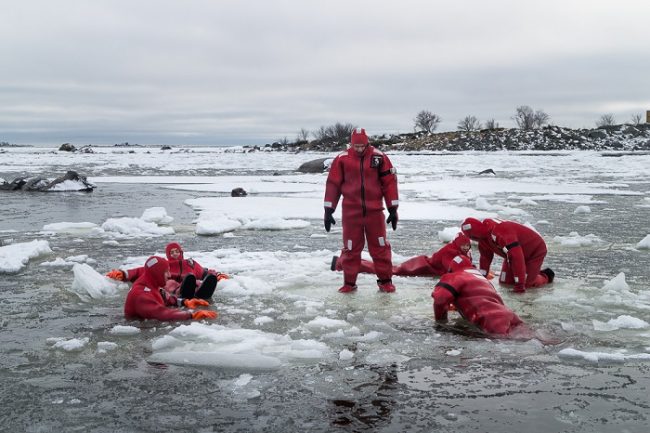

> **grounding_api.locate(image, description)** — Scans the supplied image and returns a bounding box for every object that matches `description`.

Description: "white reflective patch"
[502,247,508,254]
[146,257,158,268]
[390,167,397,174]
[500,272,506,282]
[324,201,332,208]
[378,237,385,247]
[491,234,497,242]
[347,240,352,250]
[514,276,520,283]
[144,287,151,292]
[391,200,399,206]
[462,224,472,231]
[453,255,463,264]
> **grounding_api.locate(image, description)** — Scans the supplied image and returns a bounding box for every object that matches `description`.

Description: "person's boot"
[541,268,555,284]
[180,274,197,299]
[338,281,357,293]
[195,274,217,300]
[377,279,396,293]
[330,255,339,271]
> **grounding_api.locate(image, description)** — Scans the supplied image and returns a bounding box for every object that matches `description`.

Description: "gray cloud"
[1,0,649,145]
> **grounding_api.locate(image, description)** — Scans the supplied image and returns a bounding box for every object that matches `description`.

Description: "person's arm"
[324,156,344,231]
[432,286,454,322]
[135,295,193,321]
[477,242,494,277]
[379,154,399,230]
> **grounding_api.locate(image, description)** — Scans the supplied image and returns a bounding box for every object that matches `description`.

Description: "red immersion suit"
[432,255,524,335]
[461,218,550,293]
[124,256,192,321]
[324,144,398,286]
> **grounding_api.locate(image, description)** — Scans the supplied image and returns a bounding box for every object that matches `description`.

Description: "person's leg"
[340,210,366,289]
[180,274,197,299]
[195,274,217,300]
[498,261,515,285]
[365,211,394,291]
[525,249,551,287]
[393,255,435,276]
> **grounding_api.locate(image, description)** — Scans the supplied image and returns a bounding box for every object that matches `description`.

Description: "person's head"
[448,254,473,273]
[460,217,488,241]
[165,242,183,260]
[452,232,471,254]
[350,128,369,155]
[143,256,170,288]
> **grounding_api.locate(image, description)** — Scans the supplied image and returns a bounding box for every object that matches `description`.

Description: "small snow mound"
[636,234,650,249]
[110,325,141,335]
[438,227,461,243]
[141,207,173,225]
[47,337,90,352]
[573,205,591,214]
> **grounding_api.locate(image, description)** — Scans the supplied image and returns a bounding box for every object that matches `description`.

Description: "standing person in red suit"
[460,217,554,293]
[323,128,399,293]
[124,256,217,322]
[432,255,530,336]
[329,232,473,278]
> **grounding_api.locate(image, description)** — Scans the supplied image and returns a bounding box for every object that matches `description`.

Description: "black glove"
[324,208,336,232]
[386,207,398,231]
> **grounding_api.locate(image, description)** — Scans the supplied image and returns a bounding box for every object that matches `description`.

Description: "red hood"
[143,256,169,288]
[448,254,474,273]
[452,232,471,249]
[461,217,489,240]
[165,242,183,261]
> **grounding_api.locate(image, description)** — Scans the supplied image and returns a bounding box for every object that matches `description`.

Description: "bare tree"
[313,122,356,143]
[484,119,499,130]
[596,113,615,127]
[296,128,310,142]
[457,115,481,132]
[630,113,643,125]
[513,105,550,130]
[414,110,441,133]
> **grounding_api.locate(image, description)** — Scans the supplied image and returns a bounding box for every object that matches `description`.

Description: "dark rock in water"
[79,145,94,154]
[161,145,172,150]
[231,187,248,197]
[59,143,76,152]
[0,170,95,192]
[297,157,330,173]
[478,168,496,176]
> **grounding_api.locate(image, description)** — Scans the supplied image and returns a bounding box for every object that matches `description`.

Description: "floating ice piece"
[47,337,90,352]
[70,263,121,300]
[0,240,52,273]
[102,217,174,238]
[637,234,650,249]
[110,325,141,335]
[558,348,650,364]
[602,272,630,293]
[593,315,649,331]
[438,226,461,243]
[148,351,283,371]
[553,231,603,247]
[141,207,173,224]
[573,205,591,214]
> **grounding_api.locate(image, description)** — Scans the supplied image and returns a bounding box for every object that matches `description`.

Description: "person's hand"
[184,298,210,308]
[486,270,495,280]
[191,310,218,320]
[386,207,398,230]
[216,272,230,282]
[324,208,336,232]
[105,269,126,281]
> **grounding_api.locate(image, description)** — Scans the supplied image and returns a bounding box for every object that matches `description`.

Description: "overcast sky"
[1,0,649,146]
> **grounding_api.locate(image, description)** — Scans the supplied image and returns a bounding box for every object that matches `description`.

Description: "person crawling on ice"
[432,255,531,337]
[460,217,554,293]
[124,255,217,321]
[107,242,229,301]
[329,232,481,278]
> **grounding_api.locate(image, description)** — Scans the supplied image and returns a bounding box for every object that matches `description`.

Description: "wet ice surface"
[1,148,650,432]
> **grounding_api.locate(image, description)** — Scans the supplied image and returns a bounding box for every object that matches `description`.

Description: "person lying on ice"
[329,232,480,278]
[460,217,554,293]
[323,127,399,293]
[106,242,229,301]
[124,255,217,321]
[432,255,531,336]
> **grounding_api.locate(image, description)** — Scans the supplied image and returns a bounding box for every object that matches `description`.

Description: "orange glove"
[184,298,209,309]
[216,272,230,282]
[191,310,217,320]
[106,269,126,281]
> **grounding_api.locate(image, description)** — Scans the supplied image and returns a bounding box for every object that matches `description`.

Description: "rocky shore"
[262,124,650,153]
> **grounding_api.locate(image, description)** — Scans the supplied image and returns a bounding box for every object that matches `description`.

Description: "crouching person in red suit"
[323,128,399,293]
[330,232,473,278]
[124,256,217,321]
[432,255,528,336]
[460,217,554,293]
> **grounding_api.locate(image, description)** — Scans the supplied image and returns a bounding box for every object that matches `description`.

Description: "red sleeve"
[135,292,192,321]
[478,241,494,276]
[432,285,454,321]
[124,266,144,282]
[324,155,344,210]
[379,154,399,209]
[495,228,526,291]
